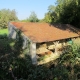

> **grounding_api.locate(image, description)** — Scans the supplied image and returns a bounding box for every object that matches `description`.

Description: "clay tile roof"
[10,22,80,43]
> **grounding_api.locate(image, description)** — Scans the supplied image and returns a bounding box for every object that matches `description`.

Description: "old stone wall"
[8,23,17,39]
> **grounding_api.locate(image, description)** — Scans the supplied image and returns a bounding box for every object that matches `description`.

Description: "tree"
[44,12,53,23]
[48,5,55,13]
[46,0,80,28]
[44,5,55,23]
[57,0,80,28]
[28,11,39,22]
[9,9,18,21]
[0,9,18,28]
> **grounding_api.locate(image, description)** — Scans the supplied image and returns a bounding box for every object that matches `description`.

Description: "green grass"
[0,28,8,35]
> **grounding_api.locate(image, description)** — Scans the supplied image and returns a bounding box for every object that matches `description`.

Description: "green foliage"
[48,5,56,13]
[56,0,80,27]
[44,5,55,23]
[51,65,69,80]
[20,19,30,22]
[0,9,18,28]
[27,11,39,22]
[21,11,39,22]
[57,44,80,80]
[0,29,8,35]
[58,44,80,65]
[0,34,7,39]
[0,32,80,80]
[44,12,53,23]
[14,30,23,52]
[45,0,80,28]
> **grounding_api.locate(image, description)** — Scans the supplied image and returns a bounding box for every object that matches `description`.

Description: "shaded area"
[0,33,80,80]
[50,23,80,34]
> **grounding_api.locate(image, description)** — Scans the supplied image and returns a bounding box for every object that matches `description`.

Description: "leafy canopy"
[44,0,80,28]
[0,9,18,28]
[28,11,39,22]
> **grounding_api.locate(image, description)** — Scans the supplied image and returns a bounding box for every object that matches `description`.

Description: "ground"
[0,28,8,35]
[0,28,80,80]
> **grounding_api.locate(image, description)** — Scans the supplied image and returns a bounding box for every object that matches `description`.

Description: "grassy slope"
[0,28,8,35]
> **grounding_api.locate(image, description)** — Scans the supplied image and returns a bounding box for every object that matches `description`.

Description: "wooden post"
[30,42,37,65]
[54,41,59,54]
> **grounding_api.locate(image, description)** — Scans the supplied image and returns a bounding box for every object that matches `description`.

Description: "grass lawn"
[0,28,15,48]
[0,28,8,35]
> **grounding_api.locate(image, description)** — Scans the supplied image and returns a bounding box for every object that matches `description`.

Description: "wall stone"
[30,42,37,64]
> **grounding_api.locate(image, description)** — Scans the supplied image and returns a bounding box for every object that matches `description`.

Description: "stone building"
[8,22,80,64]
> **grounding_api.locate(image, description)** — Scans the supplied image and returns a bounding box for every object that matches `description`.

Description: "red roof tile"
[10,22,79,43]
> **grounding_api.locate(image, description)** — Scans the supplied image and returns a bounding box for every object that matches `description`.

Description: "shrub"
[0,34,7,39]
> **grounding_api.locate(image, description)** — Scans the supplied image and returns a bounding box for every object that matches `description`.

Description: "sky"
[0,0,57,20]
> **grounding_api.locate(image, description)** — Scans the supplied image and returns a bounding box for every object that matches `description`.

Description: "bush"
[0,32,80,80]
[0,34,7,39]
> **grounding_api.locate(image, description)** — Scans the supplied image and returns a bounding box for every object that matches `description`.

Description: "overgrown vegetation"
[0,29,8,34]
[0,0,80,79]
[0,30,80,80]
[21,11,39,22]
[44,0,80,28]
[0,9,18,29]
